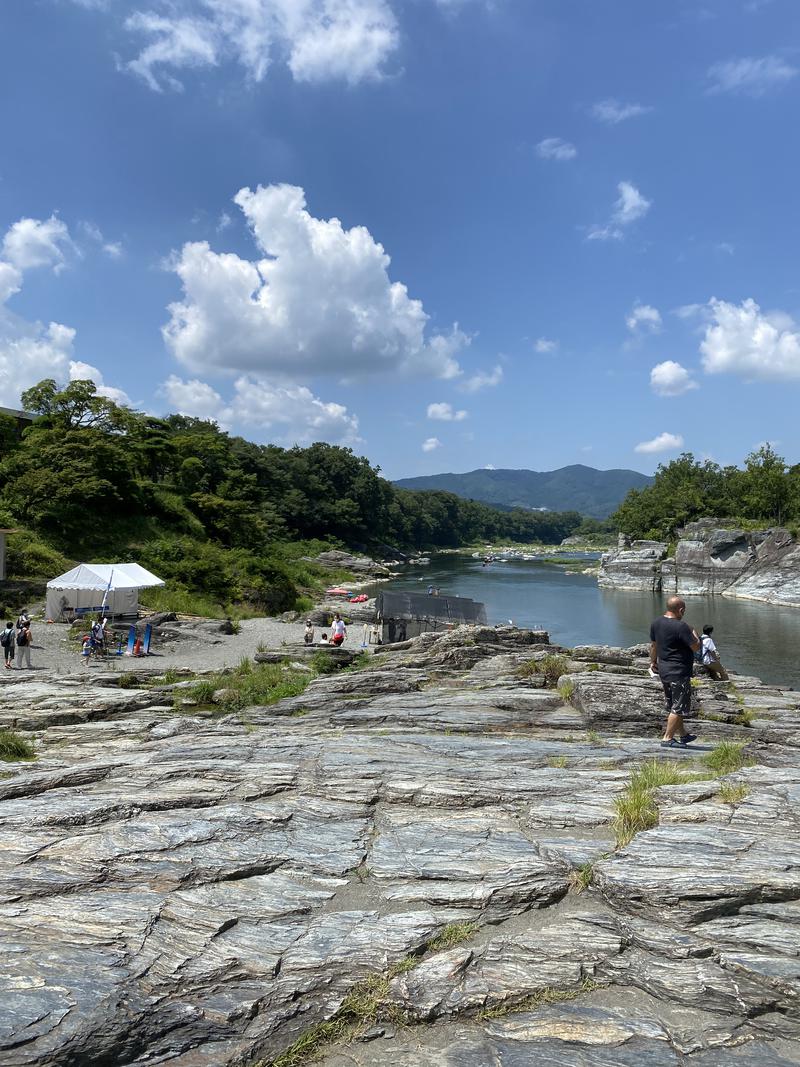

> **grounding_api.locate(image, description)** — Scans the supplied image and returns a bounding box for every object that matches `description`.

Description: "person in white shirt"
[304,621,315,645]
[318,633,329,645]
[700,625,728,681]
[331,613,347,646]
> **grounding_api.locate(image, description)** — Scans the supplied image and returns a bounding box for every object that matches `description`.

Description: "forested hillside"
[612,446,799,541]
[395,464,652,518]
[0,379,593,615]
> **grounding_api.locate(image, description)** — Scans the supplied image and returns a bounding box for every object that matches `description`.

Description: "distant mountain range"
[394,464,653,519]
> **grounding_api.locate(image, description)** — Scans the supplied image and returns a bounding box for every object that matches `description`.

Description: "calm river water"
[382,554,800,689]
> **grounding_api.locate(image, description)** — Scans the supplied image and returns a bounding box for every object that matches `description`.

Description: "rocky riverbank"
[599,519,800,607]
[1,624,800,1066]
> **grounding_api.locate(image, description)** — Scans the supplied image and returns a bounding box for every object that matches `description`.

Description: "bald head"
[666,596,686,618]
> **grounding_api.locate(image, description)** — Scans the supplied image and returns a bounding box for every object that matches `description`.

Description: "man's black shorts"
[661,676,692,716]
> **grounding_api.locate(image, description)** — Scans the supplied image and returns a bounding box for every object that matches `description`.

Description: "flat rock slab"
[2,623,800,1065]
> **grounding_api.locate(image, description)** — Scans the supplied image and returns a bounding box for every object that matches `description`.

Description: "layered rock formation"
[1,626,800,1066]
[600,520,800,607]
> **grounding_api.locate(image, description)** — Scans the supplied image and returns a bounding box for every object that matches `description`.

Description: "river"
[381,553,800,689]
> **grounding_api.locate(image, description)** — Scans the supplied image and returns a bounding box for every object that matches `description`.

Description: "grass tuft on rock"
[558,678,575,703]
[478,977,603,1020]
[547,755,568,768]
[612,759,712,847]
[517,654,569,687]
[0,729,35,762]
[182,662,311,712]
[703,741,754,776]
[718,781,750,805]
[267,972,402,1067]
[428,920,479,952]
[569,862,594,893]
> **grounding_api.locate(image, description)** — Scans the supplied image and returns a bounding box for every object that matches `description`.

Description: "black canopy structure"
[376,590,487,643]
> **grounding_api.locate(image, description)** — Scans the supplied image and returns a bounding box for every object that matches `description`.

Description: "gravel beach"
[2,615,334,678]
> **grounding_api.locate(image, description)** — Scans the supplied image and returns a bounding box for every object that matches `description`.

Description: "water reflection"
[382,555,800,688]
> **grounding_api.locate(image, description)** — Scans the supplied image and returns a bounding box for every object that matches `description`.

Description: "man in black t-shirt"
[649,596,701,748]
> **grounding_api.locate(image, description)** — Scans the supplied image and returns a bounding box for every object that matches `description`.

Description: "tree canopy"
[2,378,585,611]
[612,445,799,541]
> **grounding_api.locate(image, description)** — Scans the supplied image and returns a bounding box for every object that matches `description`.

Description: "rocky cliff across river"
[1,625,800,1066]
[599,519,800,607]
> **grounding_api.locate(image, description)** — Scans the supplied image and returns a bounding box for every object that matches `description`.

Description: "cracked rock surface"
[1,625,799,1065]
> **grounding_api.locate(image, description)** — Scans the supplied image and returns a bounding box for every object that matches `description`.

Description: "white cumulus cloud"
[0,323,76,407]
[422,436,442,453]
[1,215,74,273]
[427,401,467,421]
[461,364,503,393]
[590,99,652,124]
[536,137,577,161]
[650,361,698,397]
[587,181,651,241]
[0,213,127,408]
[119,0,399,91]
[165,183,465,382]
[160,373,360,445]
[634,431,684,454]
[626,303,662,334]
[707,55,798,96]
[68,360,131,404]
[699,297,800,380]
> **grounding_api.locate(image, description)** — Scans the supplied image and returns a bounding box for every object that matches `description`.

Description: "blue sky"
[1,0,799,479]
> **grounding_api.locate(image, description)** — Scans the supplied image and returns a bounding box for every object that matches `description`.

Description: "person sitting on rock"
[318,633,329,645]
[700,625,728,681]
[304,621,315,645]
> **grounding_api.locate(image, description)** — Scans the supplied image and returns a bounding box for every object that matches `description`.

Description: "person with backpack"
[15,621,32,669]
[1,621,15,669]
[697,624,728,681]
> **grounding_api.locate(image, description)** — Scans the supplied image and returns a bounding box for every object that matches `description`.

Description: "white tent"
[46,563,165,621]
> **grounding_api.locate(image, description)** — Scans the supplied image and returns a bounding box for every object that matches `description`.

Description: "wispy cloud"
[626,303,662,334]
[422,436,442,452]
[536,137,577,161]
[534,337,558,353]
[587,181,651,241]
[707,55,798,96]
[460,364,503,392]
[590,99,652,124]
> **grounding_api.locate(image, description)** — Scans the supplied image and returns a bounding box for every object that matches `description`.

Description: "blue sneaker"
[660,738,685,748]
[680,733,697,745]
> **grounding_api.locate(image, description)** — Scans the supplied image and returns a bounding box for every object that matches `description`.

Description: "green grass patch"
[478,977,602,1020]
[0,730,35,762]
[703,741,754,776]
[718,782,750,805]
[612,758,713,847]
[427,920,479,952]
[547,755,568,768]
[516,653,569,687]
[310,650,344,675]
[569,862,594,893]
[558,678,575,702]
[266,971,400,1067]
[181,662,311,712]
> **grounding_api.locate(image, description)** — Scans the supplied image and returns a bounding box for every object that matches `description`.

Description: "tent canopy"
[46,563,164,620]
[47,563,164,591]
